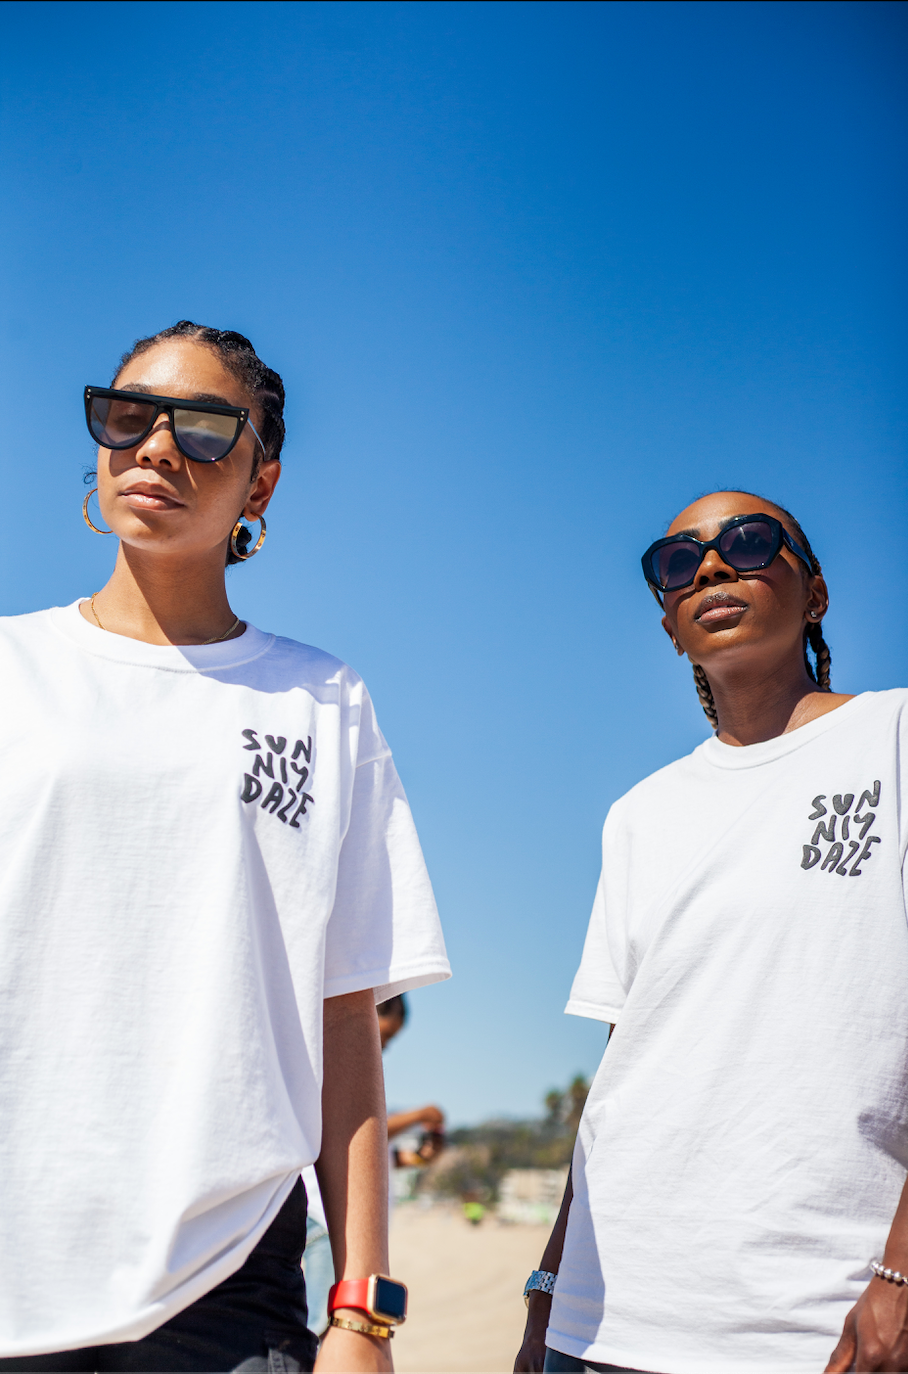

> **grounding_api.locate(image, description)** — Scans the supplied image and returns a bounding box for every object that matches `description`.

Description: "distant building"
[497,1167,569,1225]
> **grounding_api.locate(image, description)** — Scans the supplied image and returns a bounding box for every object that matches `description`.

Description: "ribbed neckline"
[50,600,275,673]
[698,692,871,770]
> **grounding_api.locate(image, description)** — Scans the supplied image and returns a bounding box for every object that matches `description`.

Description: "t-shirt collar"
[51,600,274,673]
[698,693,869,769]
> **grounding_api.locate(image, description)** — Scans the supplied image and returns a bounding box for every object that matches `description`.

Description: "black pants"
[0,1179,319,1373]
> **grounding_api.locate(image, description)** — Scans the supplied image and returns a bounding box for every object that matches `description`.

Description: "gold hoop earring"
[82,489,114,535]
[230,514,266,561]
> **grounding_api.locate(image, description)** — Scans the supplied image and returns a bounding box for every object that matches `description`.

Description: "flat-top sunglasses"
[641,513,812,595]
[85,387,265,464]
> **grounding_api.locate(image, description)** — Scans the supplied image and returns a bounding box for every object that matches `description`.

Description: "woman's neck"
[79,544,244,646]
[708,659,853,747]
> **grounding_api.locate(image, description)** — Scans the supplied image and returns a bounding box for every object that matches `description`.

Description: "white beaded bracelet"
[871,1259,908,1287]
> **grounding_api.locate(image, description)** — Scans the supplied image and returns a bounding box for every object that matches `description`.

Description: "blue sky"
[1,0,905,1123]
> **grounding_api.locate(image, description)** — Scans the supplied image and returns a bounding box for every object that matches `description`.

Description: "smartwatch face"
[373,1276,408,1322]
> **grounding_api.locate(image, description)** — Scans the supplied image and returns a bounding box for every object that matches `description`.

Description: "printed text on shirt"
[240,729,315,828]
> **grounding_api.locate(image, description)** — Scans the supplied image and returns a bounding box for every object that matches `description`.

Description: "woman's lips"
[696,600,748,625]
[120,488,184,511]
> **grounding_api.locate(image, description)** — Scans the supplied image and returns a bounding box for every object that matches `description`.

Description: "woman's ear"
[662,616,686,658]
[244,460,281,520]
[804,573,829,625]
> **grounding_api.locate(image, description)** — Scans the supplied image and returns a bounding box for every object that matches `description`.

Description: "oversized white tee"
[0,602,450,1355]
[547,690,908,1374]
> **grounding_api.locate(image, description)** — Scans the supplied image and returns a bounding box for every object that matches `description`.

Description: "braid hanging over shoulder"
[805,620,832,691]
[776,503,833,693]
[692,663,719,730]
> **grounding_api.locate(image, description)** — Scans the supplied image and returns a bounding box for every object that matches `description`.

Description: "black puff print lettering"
[240,731,315,830]
[800,781,881,877]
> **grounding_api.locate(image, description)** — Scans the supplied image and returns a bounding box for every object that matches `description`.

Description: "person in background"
[516,491,908,1374]
[304,994,446,1338]
[379,995,447,1167]
[462,1197,487,1227]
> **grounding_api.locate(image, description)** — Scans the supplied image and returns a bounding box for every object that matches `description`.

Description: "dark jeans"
[0,1179,319,1373]
[543,1349,659,1373]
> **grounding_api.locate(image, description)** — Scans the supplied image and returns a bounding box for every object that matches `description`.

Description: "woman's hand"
[513,1163,576,1372]
[825,1278,908,1372]
[413,1104,444,1130]
[514,1291,551,1372]
[314,1322,394,1372]
[387,1104,446,1138]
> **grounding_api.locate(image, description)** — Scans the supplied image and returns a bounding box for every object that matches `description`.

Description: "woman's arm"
[514,1022,613,1373]
[387,1105,444,1138]
[513,1166,574,1373]
[315,989,393,1373]
[825,1174,908,1373]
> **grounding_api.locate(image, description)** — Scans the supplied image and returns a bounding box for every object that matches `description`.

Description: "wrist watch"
[328,1274,409,1327]
[524,1269,557,1306]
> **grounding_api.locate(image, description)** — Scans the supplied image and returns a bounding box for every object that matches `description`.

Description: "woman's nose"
[695,548,738,587]
[136,415,181,467]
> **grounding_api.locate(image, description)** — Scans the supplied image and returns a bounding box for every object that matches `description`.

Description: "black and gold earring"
[230,515,267,561]
[82,488,114,535]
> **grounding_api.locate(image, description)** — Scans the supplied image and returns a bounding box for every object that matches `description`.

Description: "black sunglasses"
[641,513,812,600]
[85,387,266,465]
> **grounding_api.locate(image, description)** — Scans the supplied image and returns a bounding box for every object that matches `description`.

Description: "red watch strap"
[328,1278,370,1314]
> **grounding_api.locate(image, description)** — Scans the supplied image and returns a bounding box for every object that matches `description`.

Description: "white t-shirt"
[547,690,908,1374]
[0,602,450,1356]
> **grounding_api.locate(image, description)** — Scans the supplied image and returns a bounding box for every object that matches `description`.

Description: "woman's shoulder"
[0,605,64,649]
[859,686,908,713]
[239,630,388,729]
[254,630,367,693]
[605,740,713,830]
[852,686,908,743]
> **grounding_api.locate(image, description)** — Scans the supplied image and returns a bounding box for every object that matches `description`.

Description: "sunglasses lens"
[173,409,238,462]
[654,542,702,590]
[719,520,775,570]
[89,396,156,448]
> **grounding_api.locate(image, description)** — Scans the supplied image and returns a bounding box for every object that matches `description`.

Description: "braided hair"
[114,321,286,565]
[689,498,832,730]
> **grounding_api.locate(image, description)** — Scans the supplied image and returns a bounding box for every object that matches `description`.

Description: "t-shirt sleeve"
[565,804,629,1023]
[323,689,451,1002]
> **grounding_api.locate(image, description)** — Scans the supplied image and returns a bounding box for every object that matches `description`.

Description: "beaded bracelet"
[870,1259,908,1287]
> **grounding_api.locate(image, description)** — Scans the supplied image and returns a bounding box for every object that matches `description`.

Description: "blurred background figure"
[463,1196,487,1227]
[381,994,447,1169]
[302,993,447,1338]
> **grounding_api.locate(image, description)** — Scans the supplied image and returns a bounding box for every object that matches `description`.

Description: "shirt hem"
[564,996,623,1023]
[545,1329,818,1374]
[323,959,452,1002]
[0,1170,300,1356]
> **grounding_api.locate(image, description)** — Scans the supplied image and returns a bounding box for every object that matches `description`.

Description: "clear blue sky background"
[1,0,905,1124]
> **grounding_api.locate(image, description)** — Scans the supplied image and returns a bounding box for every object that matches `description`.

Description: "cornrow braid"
[692,663,719,730]
[682,494,833,729]
[771,500,833,693]
[113,321,286,566]
[806,620,832,691]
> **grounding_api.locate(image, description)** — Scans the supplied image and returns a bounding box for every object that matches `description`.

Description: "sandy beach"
[389,1203,550,1372]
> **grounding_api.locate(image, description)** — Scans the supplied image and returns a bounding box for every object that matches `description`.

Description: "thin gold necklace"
[89,594,241,645]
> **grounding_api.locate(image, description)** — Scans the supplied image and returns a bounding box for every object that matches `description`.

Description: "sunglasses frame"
[85,386,262,464]
[641,512,812,605]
